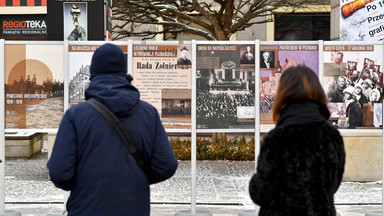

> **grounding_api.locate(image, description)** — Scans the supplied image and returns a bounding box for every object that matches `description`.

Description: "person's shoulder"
[60,101,92,120]
[67,101,91,113]
[137,100,158,114]
[322,122,342,138]
[263,126,291,142]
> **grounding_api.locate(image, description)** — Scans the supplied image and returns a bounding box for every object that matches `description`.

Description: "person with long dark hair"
[249,65,345,216]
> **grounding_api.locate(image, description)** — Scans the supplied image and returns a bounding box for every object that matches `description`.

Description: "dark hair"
[272,65,330,122]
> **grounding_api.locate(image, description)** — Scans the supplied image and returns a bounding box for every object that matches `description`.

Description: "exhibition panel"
[196,42,256,130]
[2,40,383,132]
[132,41,192,130]
[259,41,320,125]
[4,42,64,129]
[323,41,383,129]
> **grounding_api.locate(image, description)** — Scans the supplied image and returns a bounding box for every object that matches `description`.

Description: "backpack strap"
[86,98,144,170]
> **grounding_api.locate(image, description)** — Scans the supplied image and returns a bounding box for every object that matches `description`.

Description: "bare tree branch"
[112,0,329,41]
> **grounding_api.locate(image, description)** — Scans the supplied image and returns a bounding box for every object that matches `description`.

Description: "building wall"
[236,17,268,41]
[330,0,340,40]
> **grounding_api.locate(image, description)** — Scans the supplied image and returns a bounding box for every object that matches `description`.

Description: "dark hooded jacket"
[47,44,178,216]
[249,101,345,216]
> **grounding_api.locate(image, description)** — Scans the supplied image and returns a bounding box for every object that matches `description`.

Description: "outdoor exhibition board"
[131,42,192,130]
[259,41,320,125]
[0,40,384,214]
[323,42,383,129]
[195,42,256,130]
[67,41,128,106]
[4,42,64,130]
[2,40,383,132]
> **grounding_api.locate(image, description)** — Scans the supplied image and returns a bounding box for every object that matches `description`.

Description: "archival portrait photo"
[240,44,255,65]
[64,2,87,41]
[177,45,192,67]
[260,51,275,69]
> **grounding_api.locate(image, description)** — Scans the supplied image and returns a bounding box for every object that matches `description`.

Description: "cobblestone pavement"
[3,152,384,215]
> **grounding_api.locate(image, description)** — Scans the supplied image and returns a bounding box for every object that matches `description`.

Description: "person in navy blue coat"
[47,43,178,216]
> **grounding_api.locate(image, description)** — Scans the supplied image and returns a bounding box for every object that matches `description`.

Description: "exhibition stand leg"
[174,40,211,216]
[0,39,21,216]
[174,210,212,216]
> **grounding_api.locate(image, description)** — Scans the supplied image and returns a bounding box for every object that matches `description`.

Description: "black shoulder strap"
[86,98,144,170]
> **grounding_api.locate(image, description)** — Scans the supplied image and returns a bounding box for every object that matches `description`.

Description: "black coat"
[249,102,345,216]
[346,100,363,129]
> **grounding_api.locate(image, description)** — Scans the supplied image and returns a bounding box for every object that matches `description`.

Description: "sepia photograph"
[5,45,64,129]
[161,89,191,118]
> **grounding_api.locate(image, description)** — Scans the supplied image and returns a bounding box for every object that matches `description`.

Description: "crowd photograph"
[325,55,383,129]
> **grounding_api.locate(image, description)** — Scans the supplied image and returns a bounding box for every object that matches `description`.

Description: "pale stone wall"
[342,133,382,182]
[5,132,44,158]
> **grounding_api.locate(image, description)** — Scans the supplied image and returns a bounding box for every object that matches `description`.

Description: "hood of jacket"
[85,74,139,117]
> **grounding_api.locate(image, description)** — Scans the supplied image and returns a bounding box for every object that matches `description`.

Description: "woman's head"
[272,65,330,122]
[370,88,381,102]
[354,85,362,95]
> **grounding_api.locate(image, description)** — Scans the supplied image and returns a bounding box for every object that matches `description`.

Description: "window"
[274,13,330,41]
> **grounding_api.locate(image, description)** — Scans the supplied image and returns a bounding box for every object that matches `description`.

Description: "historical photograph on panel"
[64,2,87,41]
[374,103,383,127]
[5,45,64,129]
[132,44,192,129]
[240,45,255,65]
[196,44,255,129]
[260,50,276,69]
[161,89,191,119]
[68,45,94,106]
[323,44,383,129]
[260,44,319,124]
[68,44,127,106]
[177,46,192,67]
